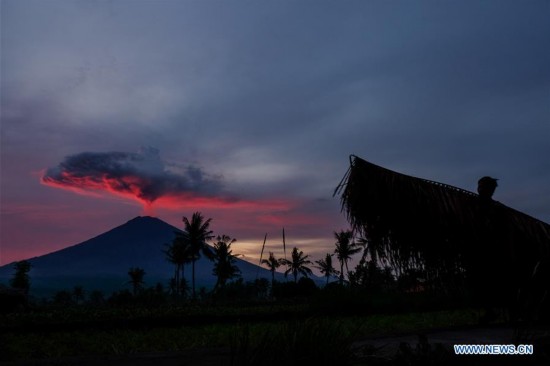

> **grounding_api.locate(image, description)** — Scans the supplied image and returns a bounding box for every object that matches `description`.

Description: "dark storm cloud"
[162,0,549,176]
[2,0,550,266]
[41,147,222,203]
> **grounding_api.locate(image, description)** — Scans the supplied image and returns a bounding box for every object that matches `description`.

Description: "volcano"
[0,216,287,297]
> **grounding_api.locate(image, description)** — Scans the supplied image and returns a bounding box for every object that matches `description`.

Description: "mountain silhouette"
[0,216,288,297]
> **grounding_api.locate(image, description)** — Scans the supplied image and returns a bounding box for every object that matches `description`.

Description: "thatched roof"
[335,155,550,301]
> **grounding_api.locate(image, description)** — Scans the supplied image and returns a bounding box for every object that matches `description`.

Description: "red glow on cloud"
[41,173,150,205]
[41,169,293,216]
[41,175,105,199]
[41,168,322,233]
[26,150,346,267]
[39,149,298,219]
[40,148,228,210]
[40,166,322,240]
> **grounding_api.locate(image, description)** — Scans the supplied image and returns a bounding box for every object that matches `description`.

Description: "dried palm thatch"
[335,155,550,317]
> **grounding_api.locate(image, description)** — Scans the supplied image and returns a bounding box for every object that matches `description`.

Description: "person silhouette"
[477,176,498,200]
[475,176,514,323]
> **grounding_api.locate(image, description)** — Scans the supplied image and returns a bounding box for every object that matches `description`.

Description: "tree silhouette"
[53,290,73,306]
[356,236,386,268]
[262,252,283,296]
[212,234,240,290]
[168,277,189,297]
[282,247,312,283]
[183,212,214,299]
[334,230,361,285]
[72,285,85,304]
[164,232,193,296]
[10,260,31,295]
[127,267,146,295]
[89,290,105,306]
[315,253,339,285]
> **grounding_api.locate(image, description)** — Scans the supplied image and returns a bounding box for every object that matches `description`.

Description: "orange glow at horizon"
[30,166,347,271]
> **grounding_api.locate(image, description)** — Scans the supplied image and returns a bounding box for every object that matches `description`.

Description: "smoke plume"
[41,147,223,205]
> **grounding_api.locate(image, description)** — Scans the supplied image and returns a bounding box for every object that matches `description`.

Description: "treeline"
[2,211,464,313]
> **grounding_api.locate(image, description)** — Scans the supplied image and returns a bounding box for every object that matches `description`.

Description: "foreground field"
[2,300,549,365]
[1,304,478,362]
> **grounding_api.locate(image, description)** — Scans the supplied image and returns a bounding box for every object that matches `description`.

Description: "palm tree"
[212,234,240,290]
[315,253,339,285]
[356,236,385,268]
[334,230,361,285]
[282,247,313,283]
[127,267,145,295]
[262,252,283,294]
[164,232,193,296]
[183,212,215,299]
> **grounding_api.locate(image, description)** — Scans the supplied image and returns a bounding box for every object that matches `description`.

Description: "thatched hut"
[335,155,550,320]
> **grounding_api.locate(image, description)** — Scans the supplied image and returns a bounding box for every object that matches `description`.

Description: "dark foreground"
[3,325,549,366]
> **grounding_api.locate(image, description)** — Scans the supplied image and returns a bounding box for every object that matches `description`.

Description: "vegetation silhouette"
[182,212,215,299]
[356,235,386,267]
[315,253,339,285]
[349,259,396,293]
[71,285,85,305]
[0,285,27,312]
[127,267,146,295]
[212,234,241,290]
[281,247,313,283]
[261,252,283,297]
[334,230,361,285]
[164,232,193,297]
[335,155,550,322]
[229,317,361,366]
[10,260,32,295]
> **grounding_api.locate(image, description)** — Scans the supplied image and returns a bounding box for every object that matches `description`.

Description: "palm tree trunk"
[271,270,275,297]
[177,265,181,295]
[340,262,344,285]
[181,264,186,297]
[192,259,196,299]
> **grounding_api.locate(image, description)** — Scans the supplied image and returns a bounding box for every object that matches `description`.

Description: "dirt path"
[355,325,517,354]
[354,325,549,365]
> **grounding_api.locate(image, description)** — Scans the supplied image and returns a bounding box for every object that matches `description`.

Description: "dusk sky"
[1,0,549,268]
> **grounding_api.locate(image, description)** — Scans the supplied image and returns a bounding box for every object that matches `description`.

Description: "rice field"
[1,304,480,363]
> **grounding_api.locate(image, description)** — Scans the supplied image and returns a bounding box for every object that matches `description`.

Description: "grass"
[0,302,309,329]
[0,308,480,362]
[2,326,232,359]
[229,318,362,366]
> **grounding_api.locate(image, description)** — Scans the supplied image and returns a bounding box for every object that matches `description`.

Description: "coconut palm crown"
[315,253,339,285]
[182,212,215,299]
[262,252,283,291]
[334,230,361,285]
[212,234,240,289]
[282,247,313,283]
